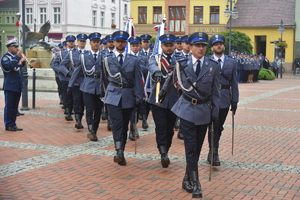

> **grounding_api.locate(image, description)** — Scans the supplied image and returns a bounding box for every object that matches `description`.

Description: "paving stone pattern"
[0,76,299,199]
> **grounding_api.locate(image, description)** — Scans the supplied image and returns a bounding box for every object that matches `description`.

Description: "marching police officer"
[174,36,182,57]
[61,33,87,129]
[51,35,77,121]
[207,34,239,166]
[140,34,153,59]
[127,36,149,140]
[147,33,179,168]
[171,32,220,198]
[68,32,104,141]
[1,38,25,131]
[103,31,143,166]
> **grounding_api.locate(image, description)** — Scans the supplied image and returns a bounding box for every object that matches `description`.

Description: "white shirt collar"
[115,50,126,58]
[91,50,99,55]
[192,55,204,65]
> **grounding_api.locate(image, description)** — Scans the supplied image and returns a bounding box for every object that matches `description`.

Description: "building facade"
[131,0,296,70]
[295,0,300,58]
[0,0,19,56]
[19,0,130,45]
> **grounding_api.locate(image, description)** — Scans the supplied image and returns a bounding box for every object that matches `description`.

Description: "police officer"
[101,34,114,131]
[171,32,220,198]
[127,36,149,140]
[174,36,182,57]
[147,33,179,168]
[103,31,143,166]
[51,35,77,121]
[1,38,25,131]
[68,32,104,141]
[140,34,153,59]
[207,34,239,166]
[61,33,87,129]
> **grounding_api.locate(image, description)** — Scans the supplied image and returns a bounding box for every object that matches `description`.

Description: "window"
[53,7,61,24]
[138,7,147,24]
[26,8,33,24]
[92,10,97,26]
[194,6,203,24]
[11,17,15,23]
[210,6,219,24]
[169,6,186,33]
[153,7,162,24]
[100,12,105,27]
[124,4,128,15]
[111,13,115,25]
[40,7,46,24]
[6,17,10,23]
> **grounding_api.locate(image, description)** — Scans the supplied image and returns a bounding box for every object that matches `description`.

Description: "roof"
[229,0,295,28]
[0,0,19,10]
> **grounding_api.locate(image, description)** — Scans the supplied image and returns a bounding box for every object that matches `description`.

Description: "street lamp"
[224,0,238,54]
[278,19,285,78]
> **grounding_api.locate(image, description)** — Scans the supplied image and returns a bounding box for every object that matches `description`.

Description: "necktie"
[110,51,113,54]
[195,60,201,76]
[80,50,82,54]
[93,53,97,61]
[185,54,188,58]
[145,51,147,56]
[218,58,222,69]
[119,54,123,66]
[167,56,171,63]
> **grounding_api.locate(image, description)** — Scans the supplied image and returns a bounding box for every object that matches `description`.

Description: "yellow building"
[131,0,296,71]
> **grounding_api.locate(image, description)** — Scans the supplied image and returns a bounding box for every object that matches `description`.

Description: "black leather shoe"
[177,130,183,140]
[5,126,16,131]
[65,108,73,121]
[101,112,107,120]
[107,118,112,131]
[174,118,180,130]
[191,171,202,198]
[142,120,148,129]
[182,175,193,193]
[87,124,98,141]
[17,111,25,116]
[13,126,23,131]
[207,148,221,166]
[75,114,84,129]
[114,141,125,163]
[129,131,135,141]
[118,158,127,166]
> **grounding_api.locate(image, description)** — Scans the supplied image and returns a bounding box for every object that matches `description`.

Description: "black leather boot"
[87,124,98,141]
[128,123,135,141]
[114,141,126,165]
[75,114,84,129]
[190,171,202,198]
[182,166,193,193]
[101,109,107,120]
[207,147,220,166]
[177,129,183,140]
[174,118,180,130]
[65,108,73,121]
[142,115,149,129]
[107,116,112,131]
[159,145,170,168]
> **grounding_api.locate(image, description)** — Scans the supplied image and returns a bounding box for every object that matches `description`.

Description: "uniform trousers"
[60,80,73,109]
[72,86,84,115]
[107,102,133,149]
[208,107,229,149]
[4,90,21,127]
[55,76,63,99]
[181,118,208,172]
[82,92,103,128]
[151,105,177,150]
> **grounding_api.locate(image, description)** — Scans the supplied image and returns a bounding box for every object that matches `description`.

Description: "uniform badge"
[205,61,208,66]
[3,57,8,61]
[210,67,212,72]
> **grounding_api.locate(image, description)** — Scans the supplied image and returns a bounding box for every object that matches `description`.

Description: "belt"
[109,82,133,89]
[220,84,230,89]
[182,93,210,105]
[86,73,100,79]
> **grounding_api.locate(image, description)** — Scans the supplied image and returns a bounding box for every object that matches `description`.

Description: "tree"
[206,30,253,56]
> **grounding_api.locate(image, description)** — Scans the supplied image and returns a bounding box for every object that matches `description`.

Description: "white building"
[20,0,130,46]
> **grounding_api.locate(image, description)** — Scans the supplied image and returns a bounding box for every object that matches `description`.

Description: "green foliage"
[206,30,253,56]
[150,36,156,45]
[258,68,276,80]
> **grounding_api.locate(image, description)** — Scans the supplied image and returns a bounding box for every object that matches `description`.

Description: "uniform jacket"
[68,50,103,95]
[171,56,220,125]
[212,55,239,109]
[50,49,70,81]
[1,52,24,92]
[147,54,179,109]
[139,49,153,59]
[60,48,84,86]
[103,53,143,108]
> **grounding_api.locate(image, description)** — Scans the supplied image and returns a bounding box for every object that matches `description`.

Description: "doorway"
[255,36,266,56]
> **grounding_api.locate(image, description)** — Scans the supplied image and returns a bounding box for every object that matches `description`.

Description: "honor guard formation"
[2,30,242,198]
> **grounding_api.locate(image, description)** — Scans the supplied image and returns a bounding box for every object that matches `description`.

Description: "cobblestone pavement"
[0,75,300,200]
